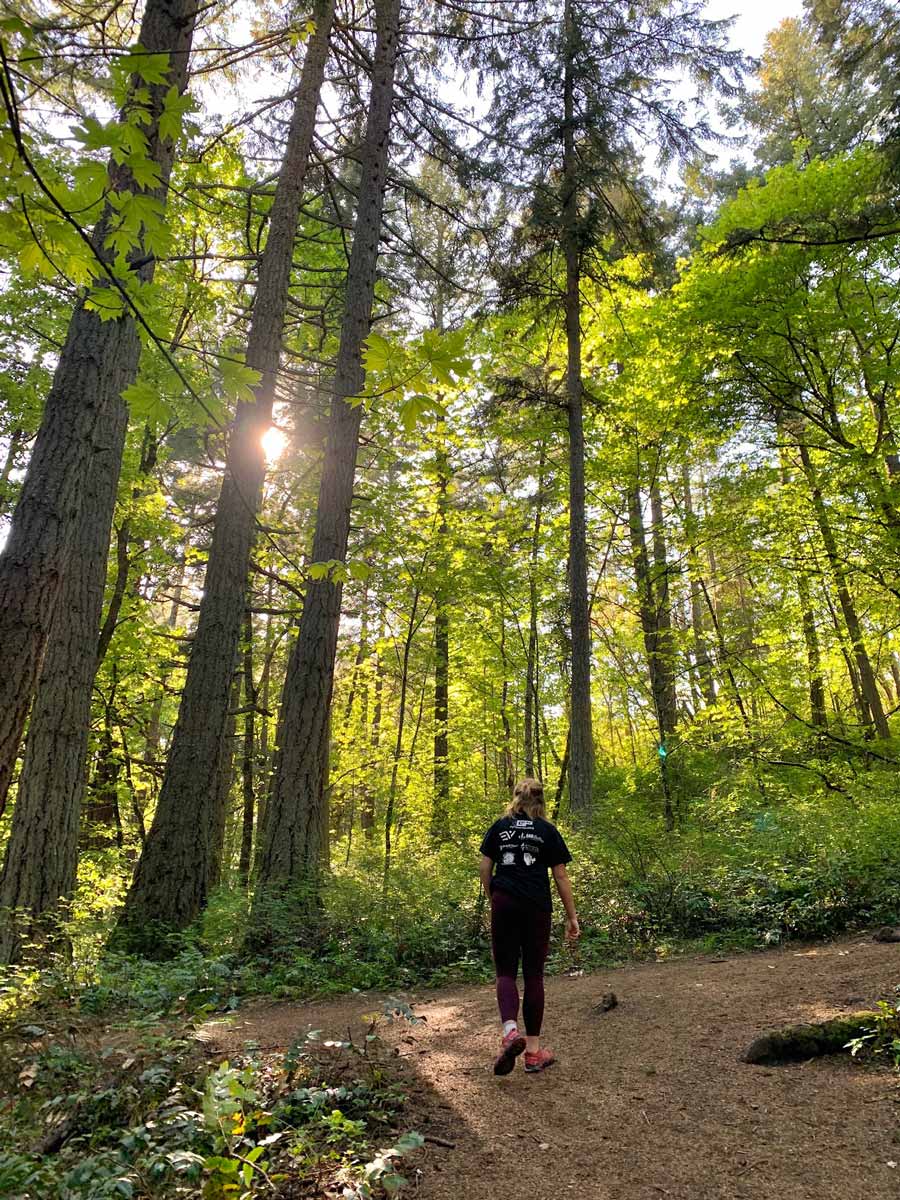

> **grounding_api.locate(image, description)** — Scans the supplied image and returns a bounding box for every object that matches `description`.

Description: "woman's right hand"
[565,914,581,940]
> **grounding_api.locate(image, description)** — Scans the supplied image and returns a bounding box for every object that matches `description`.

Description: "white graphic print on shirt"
[501,818,544,869]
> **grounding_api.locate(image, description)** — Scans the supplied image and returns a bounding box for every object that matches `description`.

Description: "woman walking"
[479,777,580,1075]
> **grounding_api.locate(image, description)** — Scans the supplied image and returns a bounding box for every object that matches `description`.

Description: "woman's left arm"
[552,864,580,939]
[479,854,494,894]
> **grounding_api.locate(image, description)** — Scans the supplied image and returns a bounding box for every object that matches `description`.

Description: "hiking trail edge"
[199,935,900,1200]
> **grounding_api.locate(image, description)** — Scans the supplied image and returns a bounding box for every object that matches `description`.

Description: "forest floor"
[200,934,900,1200]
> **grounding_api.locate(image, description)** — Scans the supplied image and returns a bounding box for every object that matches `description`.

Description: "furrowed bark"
[115,2,335,942]
[0,419,158,963]
[562,0,595,819]
[0,396,128,962]
[254,0,402,922]
[0,0,197,811]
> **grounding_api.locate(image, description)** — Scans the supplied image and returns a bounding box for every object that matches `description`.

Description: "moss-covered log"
[741,1012,879,1065]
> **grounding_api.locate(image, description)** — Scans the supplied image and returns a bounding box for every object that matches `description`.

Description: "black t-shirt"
[479,812,572,912]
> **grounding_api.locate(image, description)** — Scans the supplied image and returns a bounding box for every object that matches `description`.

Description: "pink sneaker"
[524,1047,556,1073]
[493,1028,526,1076]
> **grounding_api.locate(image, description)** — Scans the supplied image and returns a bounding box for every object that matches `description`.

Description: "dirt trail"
[200,936,900,1199]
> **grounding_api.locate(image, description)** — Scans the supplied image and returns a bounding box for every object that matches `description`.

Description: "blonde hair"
[506,777,545,820]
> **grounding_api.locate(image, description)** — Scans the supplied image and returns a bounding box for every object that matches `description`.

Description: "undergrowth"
[848,992,900,1069]
[4,752,900,1029]
[0,998,424,1199]
[2,753,900,1195]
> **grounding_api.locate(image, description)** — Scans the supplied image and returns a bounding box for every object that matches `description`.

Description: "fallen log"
[741,1012,879,1065]
[33,1109,81,1156]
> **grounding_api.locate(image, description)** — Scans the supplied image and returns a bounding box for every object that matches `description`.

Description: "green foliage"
[343,1131,425,1199]
[79,949,242,1018]
[361,326,472,430]
[846,994,900,1067]
[4,18,900,1195]
[0,1002,421,1200]
[201,1063,276,1197]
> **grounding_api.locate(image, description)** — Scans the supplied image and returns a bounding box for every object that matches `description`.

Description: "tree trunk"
[433,599,450,827]
[649,478,678,743]
[482,664,490,804]
[239,609,256,886]
[650,477,679,820]
[821,584,868,725]
[796,566,827,729]
[498,612,515,797]
[561,0,595,819]
[361,609,384,839]
[0,418,161,958]
[0,428,24,514]
[115,4,335,942]
[627,483,675,830]
[96,519,131,667]
[209,671,241,891]
[383,590,420,896]
[118,722,147,849]
[0,392,129,963]
[254,0,402,921]
[432,442,450,836]
[398,668,429,840]
[0,0,197,810]
[319,706,332,873]
[551,729,571,821]
[890,652,900,700]
[84,694,125,851]
[335,583,368,839]
[681,465,716,706]
[143,553,184,785]
[774,415,828,728]
[341,587,369,724]
[524,448,546,775]
[796,437,890,738]
[253,578,276,854]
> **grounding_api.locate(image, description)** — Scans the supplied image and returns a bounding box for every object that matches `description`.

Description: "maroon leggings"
[490,888,552,1036]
